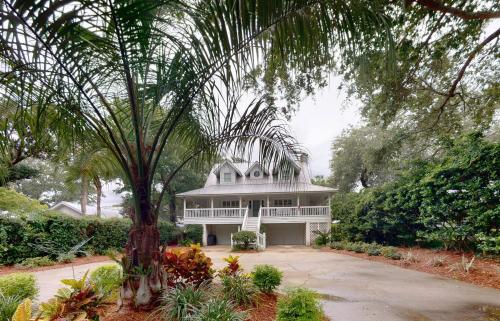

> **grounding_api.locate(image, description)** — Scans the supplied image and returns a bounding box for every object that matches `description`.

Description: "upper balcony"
[183,206,330,224]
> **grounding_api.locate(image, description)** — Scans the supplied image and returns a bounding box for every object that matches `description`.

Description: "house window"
[223,172,232,183]
[273,199,292,207]
[222,200,239,208]
[253,170,261,177]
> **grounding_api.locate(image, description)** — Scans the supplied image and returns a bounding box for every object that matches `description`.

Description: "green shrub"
[330,241,345,250]
[0,217,41,265]
[276,288,323,321]
[89,264,123,297]
[252,265,283,293]
[231,231,256,250]
[220,274,257,306]
[380,247,402,260]
[312,230,330,246]
[31,212,88,255]
[158,220,179,245]
[0,273,38,299]
[185,225,203,244]
[330,224,347,242]
[476,233,499,255]
[16,256,55,269]
[0,293,22,321]
[345,242,364,253]
[155,283,209,320]
[0,188,47,215]
[193,298,246,321]
[330,134,500,252]
[0,211,139,265]
[85,217,131,254]
[362,242,382,256]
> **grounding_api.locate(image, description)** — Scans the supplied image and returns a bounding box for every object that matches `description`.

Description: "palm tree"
[0,0,392,306]
[65,147,119,216]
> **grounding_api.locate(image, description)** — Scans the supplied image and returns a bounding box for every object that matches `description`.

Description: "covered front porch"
[182,193,331,223]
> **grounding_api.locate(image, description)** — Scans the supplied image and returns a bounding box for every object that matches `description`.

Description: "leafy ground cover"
[323,246,500,290]
[7,247,328,321]
[101,292,279,321]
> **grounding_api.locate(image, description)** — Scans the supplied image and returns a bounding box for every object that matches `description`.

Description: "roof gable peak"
[244,161,269,176]
[213,160,243,176]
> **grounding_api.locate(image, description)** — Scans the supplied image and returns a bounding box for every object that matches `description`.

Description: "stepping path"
[34,246,500,321]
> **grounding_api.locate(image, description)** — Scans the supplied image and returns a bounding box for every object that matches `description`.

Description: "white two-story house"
[177,154,335,248]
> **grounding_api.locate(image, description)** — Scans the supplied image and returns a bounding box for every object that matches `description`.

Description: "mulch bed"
[0,255,111,275]
[101,293,278,321]
[322,246,500,290]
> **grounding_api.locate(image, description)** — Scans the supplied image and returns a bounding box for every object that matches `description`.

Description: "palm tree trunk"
[93,176,102,217]
[80,175,88,215]
[123,176,164,308]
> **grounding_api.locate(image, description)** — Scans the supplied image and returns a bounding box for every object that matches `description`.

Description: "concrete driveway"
[34,246,500,321]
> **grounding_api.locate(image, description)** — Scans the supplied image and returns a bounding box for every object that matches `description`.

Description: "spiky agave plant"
[0,0,392,307]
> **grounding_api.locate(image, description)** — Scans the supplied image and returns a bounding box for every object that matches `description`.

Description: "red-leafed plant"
[220,255,241,276]
[162,244,213,286]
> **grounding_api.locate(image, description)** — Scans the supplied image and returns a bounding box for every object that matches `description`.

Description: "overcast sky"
[289,76,362,177]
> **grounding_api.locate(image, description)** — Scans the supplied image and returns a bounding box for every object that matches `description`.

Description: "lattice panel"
[309,222,330,244]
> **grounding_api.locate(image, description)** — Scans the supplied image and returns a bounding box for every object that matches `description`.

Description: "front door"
[251,200,261,217]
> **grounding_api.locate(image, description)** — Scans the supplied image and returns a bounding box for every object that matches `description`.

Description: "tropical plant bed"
[323,247,500,289]
[101,293,278,321]
[0,255,111,275]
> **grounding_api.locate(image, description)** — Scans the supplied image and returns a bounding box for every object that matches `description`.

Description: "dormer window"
[245,162,268,179]
[223,172,232,183]
[214,160,243,185]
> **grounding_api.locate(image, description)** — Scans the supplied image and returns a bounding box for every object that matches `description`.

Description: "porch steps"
[242,217,260,233]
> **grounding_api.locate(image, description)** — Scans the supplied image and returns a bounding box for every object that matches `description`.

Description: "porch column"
[239,197,242,216]
[297,195,300,216]
[202,224,208,246]
[305,221,311,246]
[183,198,187,217]
[266,196,270,208]
[210,198,214,217]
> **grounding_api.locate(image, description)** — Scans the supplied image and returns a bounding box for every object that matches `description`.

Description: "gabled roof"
[177,158,338,198]
[244,162,269,176]
[50,201,82,214]
[213,160,243,176]
[49,201,123,218]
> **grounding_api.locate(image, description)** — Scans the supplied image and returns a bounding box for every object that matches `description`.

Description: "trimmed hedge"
[0,212,180,265]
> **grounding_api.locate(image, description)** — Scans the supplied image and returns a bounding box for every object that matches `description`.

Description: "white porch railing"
[241,208,249,229]
[261,206,329,217]
[256,207,262,232]
[185,208,245,218]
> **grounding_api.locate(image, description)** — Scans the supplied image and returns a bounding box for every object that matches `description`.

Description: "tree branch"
[411,0,500,20]
[434,27,500,122]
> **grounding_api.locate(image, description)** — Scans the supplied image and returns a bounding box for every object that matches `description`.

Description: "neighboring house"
[177,154,335,248]
[49,201,122,218]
